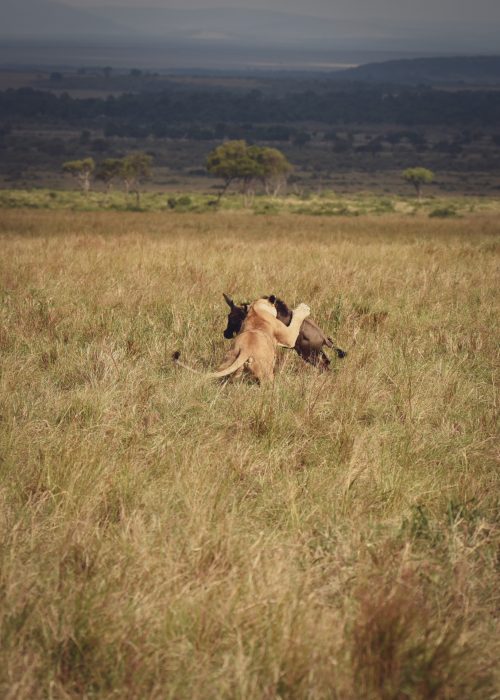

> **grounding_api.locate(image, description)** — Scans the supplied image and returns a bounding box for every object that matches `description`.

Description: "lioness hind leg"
[232,365,244,380]
[249,358,274,384]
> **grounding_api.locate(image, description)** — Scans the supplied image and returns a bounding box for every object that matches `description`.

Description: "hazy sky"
[62,0,500,24]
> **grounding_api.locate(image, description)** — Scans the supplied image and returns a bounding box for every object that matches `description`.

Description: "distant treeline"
[1,86,500,135]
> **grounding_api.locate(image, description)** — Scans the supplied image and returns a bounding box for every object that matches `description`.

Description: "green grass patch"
[1,188,499,218]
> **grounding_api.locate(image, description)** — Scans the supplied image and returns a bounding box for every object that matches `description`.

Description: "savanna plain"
[0,208,499,699]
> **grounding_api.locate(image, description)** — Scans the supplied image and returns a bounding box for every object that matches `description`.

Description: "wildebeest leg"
[317,350,331,369]
[303,348,330,369]
[295,346,318,367]
[326,336,347,359]
[295,347,310,364]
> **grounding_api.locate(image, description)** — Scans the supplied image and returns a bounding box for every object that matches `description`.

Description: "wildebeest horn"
[223,293,234,308]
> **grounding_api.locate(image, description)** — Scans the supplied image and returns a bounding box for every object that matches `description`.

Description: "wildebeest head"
[223,293,249,338]
[273,297,293,325]
[223,293,283,338]
[223,293,294,339]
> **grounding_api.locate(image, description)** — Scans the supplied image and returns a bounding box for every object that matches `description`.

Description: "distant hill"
[3,4,498,57]
[0,3,373,47]
[336,56,500,85]
[95,7,344,45]
[0,0,124,38]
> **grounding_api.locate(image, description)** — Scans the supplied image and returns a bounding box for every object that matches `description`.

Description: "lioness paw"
[296,303,310,318]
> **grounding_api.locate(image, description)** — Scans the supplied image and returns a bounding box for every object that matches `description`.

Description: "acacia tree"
[62,157,95,193]
[403,167,434,200]
[240,145,267,205]
[121,152,153,206]
[206,140,292,204]
[253,146,293,196]
[95,158,123,194]
[206,140,259,204]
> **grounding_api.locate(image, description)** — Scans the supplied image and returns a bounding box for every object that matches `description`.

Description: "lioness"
[173,296,310,383]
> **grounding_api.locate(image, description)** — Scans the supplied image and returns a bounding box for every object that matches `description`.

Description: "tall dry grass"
[0,209,499,699]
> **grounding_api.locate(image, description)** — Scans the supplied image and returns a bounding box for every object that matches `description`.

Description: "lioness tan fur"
[174,297,310,383]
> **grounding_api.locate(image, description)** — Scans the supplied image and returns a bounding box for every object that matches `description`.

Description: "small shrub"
[167,195,193,211]
[429,206,460,218]
[253,202,280,215]
[374,198,396,213]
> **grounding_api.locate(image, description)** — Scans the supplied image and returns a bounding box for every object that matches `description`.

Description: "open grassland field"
[0,209,499,699]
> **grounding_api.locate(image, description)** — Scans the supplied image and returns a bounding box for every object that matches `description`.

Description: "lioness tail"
[172,350,250,378]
